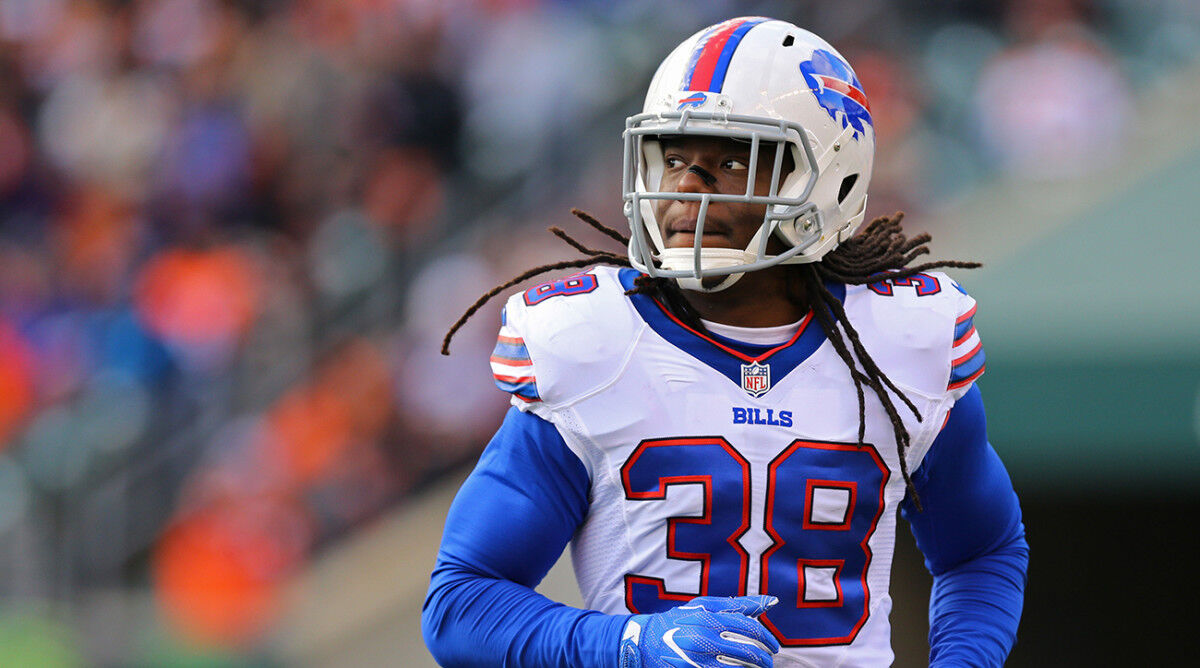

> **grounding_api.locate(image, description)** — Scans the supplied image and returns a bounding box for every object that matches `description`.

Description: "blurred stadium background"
[0,0,1197,665]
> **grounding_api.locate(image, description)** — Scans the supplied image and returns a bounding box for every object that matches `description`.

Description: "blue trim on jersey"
[423,408,623,666]
[949,347,986,384]
[618,268,842,393]
[953,314,975,343]
[902,385,1028,665]
[492,339,530,361]
[494,379,540,401]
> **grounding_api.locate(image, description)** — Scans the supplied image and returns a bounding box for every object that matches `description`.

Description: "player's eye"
[723,158,749,171]
[663,155,685,169]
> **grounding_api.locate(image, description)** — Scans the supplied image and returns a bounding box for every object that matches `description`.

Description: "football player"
[424,17,1027,667]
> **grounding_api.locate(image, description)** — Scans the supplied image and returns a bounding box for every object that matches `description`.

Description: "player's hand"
[618,595,780,668]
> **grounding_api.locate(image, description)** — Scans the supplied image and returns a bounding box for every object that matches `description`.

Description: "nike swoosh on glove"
[618,595,780,668]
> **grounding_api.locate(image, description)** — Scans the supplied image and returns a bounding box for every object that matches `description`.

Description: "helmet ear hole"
[838,174,859,204]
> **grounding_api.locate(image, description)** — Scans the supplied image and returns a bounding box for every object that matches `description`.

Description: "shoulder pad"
[847,271,984,399]
[490,266,642,408]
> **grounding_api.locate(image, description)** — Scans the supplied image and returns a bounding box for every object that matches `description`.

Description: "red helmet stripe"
[684,17,768,93]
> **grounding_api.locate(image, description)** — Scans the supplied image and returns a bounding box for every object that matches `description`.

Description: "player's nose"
[676,164,718,192]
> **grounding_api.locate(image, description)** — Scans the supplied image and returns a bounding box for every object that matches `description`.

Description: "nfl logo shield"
[741,362,771,397]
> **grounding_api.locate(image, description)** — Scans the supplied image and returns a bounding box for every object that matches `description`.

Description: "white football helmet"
[623,17,875,292]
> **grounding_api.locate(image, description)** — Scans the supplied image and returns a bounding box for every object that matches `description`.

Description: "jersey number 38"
[620,436,889,647]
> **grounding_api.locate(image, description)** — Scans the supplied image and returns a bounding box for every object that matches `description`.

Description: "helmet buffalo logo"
[799,49,872,139]
[677,92,708,110]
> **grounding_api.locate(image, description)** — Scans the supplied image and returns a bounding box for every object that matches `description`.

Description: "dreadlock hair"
[443,208,980,509]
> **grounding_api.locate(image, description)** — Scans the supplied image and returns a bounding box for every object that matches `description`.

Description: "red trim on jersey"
[491,373,536,385]
[947,365,986,391]
[623,575,695,614]
[760,439,889,647]
[621,437,752,606]
[802,479,857,531]
[952,341,983,367]
[796,559,846,608]
[489,354,533,366]
[952,325,977,348]
[955,304,978,325]
[651,297,814,363]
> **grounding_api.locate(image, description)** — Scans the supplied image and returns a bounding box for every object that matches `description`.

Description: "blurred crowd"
[0,0,1195,661]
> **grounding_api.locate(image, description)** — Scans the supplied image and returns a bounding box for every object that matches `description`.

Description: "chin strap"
[659,247,747,292]
[658,221,779,293]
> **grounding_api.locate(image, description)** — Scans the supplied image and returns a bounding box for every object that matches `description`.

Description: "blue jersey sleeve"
[422,407,627,667]
[901,385,1029,667]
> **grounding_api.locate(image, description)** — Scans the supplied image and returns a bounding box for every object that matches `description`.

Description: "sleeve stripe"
[495,378,541,401]
[953,317,975,344]
[951,329,981,358]
[952,340,983,367]
[948,364,986,390]
[949,295,983,391]
[949,348,986,386]
[492,326,539,400]
[492,339,531,363]
[953,324,976,348]
[491,362,535,379]
[490,354,533,367]
[493,373,536,384]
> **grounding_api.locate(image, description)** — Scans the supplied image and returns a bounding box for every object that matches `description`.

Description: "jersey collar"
[619,268,844,394]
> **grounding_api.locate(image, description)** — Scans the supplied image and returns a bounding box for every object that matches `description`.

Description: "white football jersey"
[490,265,983,667]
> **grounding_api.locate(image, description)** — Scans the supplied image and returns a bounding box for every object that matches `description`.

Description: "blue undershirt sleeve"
[901,385,1029,667]
[422,407,628,668]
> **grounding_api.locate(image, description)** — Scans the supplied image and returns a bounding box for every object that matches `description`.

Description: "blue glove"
[618,595,780,668]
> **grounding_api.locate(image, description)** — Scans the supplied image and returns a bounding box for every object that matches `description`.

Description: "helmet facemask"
[623,109,823,292]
